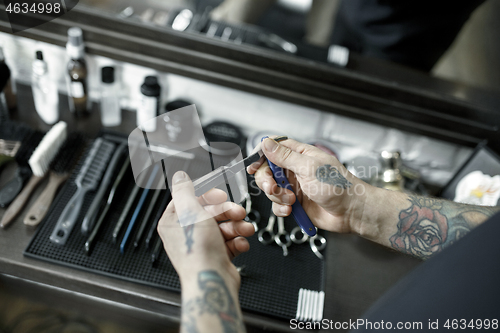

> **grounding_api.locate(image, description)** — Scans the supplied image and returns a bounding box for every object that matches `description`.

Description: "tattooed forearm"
[178,212,196,254]
[316,164,352,189]
[390,195,499,260]
[181,270,245,333]
[184,225,194,253]
[181,299,199,333]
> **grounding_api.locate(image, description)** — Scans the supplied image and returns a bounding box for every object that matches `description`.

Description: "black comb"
[24,133,87,226]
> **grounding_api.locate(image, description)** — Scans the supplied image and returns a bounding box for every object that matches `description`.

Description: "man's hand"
[249,137,375,235]
[251,137,500,261]
[158,171,253,333]
[158,170,255,287]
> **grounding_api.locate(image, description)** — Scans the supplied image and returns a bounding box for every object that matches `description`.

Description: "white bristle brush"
[28,121,68,177]
[0,121,67,228]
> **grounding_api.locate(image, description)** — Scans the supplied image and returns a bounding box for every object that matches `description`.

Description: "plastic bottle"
[100,66,121,127]
[32,51,59,125]
[137,76,161,132]
[66,27,89,117]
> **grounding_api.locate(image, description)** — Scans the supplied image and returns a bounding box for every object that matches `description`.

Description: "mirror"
[77,0,499,92]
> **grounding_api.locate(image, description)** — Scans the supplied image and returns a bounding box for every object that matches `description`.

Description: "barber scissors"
[258,212,276,245]
[258,212,292,256]
[275,216,291,256]
[290,226,327,259]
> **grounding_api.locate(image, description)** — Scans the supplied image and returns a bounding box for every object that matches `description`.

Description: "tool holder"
[24,132,326,321]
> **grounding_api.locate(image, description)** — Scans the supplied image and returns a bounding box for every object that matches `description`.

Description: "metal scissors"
[290,226,327,259]
[243,193,261,232]
[275,216,291,256]
[258,212,276,245]
[258,212,291,256]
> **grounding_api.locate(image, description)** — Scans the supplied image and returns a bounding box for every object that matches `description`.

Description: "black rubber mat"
[24,137,326,321]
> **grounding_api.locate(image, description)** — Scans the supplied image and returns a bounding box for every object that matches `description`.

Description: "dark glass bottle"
[66,27,89,117]
[137,76,161,132]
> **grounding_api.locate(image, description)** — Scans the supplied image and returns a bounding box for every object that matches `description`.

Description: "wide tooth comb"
[49,138,115,245]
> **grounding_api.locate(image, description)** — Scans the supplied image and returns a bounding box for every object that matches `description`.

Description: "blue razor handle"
[261,137,316,237]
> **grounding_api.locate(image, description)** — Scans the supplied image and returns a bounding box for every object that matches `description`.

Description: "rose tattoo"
[390,204,448,259]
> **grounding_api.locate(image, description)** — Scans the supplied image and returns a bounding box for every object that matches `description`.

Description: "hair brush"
[24,132,86,226]
[1,122,67,228]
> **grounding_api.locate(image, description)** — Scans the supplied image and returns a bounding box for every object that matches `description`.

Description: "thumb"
[171,171,204,226]
[261,138,313,178]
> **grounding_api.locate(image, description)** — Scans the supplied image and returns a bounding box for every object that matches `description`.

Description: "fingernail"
[173,171,187,184]
[263,138,279,152]
[280,206,289,214]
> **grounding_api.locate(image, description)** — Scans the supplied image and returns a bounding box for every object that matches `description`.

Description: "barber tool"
[112,171,145,243]
[120,164,160,253]
[0,140,21,171]
[81,144,126,235]
[85,156,130,255]
[261,136,317,237]
[24,133,86,226]
[243,193,260,232]
[1,122,67,228]
[235,265,247,277]
[171,9,193,32]
[145,190,171,249]
[0,130,43,209]
[0,124,27,170]
[291,226,327,260]
[134,187,162,249]
[50,138,115,245]
[151,236,163,267]
[275,216,291,256]
[258,33,297,54]
[192,136,289,198]
[258,212,276,245]
[295,288,325,322]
